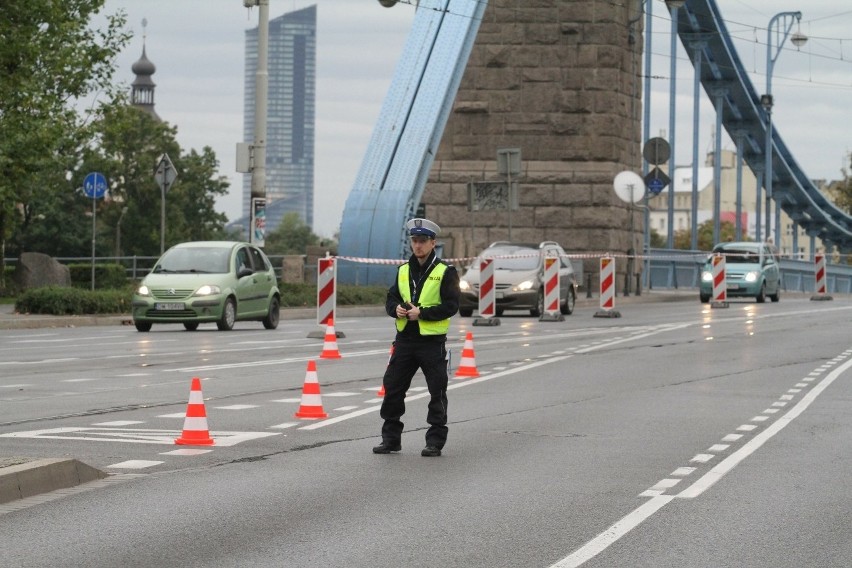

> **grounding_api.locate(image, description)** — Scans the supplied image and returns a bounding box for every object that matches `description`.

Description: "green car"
[132,241,281,332]
[699,241,781,304]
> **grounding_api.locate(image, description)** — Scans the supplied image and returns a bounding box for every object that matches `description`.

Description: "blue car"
[699,242,781,303]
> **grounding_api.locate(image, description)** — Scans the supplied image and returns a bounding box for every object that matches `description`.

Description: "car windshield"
[478,247,538,270]
[154,247,231,274]
[714,246,760,263]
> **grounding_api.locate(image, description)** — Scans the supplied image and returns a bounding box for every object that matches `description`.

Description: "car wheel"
[769,287,780,303]
[755,283,766,303]
[530,289,544,317]
[183,323,199,331]
[217,297,237,331]
[699,293,710,303]
[560,287,576,315]
[134,321,152,332]
[459,308,473,317]
[262,296,280,329]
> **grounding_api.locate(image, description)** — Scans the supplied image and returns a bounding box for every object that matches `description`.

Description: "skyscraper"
[242,5,316,233]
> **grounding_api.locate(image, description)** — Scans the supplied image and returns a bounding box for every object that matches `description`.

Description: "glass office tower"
[243,5,316,233]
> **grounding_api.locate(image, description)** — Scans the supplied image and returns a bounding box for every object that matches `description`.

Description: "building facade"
[242,5,316,233]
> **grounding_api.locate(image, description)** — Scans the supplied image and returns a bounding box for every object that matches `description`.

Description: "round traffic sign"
[83,172,107,199]
[643,137,670,165]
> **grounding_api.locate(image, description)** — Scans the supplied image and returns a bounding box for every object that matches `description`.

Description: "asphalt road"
[0,296,850,567]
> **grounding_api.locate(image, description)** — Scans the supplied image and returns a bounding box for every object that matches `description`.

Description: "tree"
[673,220,739,251]
[263,212,321,255]
[76,104,230,257]
[0,0,129,287]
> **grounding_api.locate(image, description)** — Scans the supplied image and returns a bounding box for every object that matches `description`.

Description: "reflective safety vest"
[396,262,450,335]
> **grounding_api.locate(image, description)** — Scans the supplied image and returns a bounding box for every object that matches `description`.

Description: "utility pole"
[238,0,269,247]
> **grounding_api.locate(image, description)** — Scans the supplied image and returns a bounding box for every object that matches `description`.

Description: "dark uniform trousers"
[380,339,449,449]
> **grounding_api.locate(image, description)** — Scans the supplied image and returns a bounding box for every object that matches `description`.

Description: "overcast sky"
[96,0,852,238]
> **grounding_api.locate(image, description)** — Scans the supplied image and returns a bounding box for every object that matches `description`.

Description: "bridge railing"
[646,249,852,294]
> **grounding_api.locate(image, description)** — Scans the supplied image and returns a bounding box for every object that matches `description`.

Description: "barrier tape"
[335,251,847,265]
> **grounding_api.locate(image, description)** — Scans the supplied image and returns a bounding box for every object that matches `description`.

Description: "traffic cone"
[319,318,342,359]
[175,377,215,446]
[377,344,394,397]
[454,332,480,378]
[294,360,328,419]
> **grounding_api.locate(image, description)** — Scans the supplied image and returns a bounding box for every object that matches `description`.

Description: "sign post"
[154,153,177,255]
[83,172,107,290]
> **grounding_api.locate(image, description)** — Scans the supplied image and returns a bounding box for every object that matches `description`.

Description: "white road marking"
[707,444,729,452]
[0,427,280,446]
[92,421,144,426]
[213,404,259,410]
[721,433,743,442]
[160,449,212,456]
[548,495,674,568]
[678,356,852,499]
[107,460,163,469]
[549,354,852,567]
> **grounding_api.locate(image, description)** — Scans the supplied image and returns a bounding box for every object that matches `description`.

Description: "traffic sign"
[643,137,671,165]
[644,167,670,195]
[83,172,107,199]
[154,153,177,188]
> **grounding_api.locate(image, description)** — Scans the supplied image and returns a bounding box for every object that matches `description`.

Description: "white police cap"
[406,218,440,238]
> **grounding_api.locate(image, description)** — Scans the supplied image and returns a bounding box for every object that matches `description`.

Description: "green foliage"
[673,220,740,251]
[15,286,131,315]
[649,229,666,248]
[278,282,386,308]
[263,212,321,255]
[0,1,130,287]
[67,263,129,290]
[338,285,388,306]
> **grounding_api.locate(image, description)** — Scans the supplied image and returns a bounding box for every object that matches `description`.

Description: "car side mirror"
[237,266,254,278]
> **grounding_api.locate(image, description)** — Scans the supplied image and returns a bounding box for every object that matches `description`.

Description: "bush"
[10,282,386,315]
[67,263,129,290]
[15,286,131,315]
[278,282,386,307]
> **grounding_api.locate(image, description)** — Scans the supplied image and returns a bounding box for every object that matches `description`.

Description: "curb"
[0,458,107,505]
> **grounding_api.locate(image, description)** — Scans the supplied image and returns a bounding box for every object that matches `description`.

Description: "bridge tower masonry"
[422,0,645,288]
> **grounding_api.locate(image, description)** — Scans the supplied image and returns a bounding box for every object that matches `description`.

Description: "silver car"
[458,241,577,317]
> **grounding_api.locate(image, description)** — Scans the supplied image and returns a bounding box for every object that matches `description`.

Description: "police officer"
[372,218,460,457]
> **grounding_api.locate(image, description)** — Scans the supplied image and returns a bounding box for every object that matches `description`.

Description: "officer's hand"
[396,304,408,318]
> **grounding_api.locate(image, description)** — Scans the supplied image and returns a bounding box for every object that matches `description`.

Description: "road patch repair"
[0,456,106,505]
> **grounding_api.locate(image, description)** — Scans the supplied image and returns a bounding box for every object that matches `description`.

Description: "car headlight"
[513,279,535,291]
[136,285,150,296]
[701,271,713,282]
[459,280,471,291]
[744,271,759,283]
[194,285,221,296]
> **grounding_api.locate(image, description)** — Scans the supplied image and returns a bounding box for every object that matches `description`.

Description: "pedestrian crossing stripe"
[0,427,280,446]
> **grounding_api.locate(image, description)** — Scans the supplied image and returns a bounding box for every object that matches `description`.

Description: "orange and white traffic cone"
[319,318,342,359]
[294,360,328,419]
[175,377,215,446]
[454,332,480,378]
[377,344,394,397]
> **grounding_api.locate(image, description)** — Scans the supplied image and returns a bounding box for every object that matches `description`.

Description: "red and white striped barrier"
[594,256,621,318]
[815,253,826,295]
[810,253,833,301]
[316,257,336,326]
[473,257,500,326]
[711,253,728,307]
[540,253,563,321]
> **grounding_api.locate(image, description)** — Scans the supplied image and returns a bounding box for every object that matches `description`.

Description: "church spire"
[131,19,160,120]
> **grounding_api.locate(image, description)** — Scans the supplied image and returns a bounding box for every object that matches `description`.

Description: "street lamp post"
[761,11,807,249]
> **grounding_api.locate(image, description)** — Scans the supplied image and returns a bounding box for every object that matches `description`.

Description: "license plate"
[495,291,504,299]
[727,284,739,290]
[155,302,185,311]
